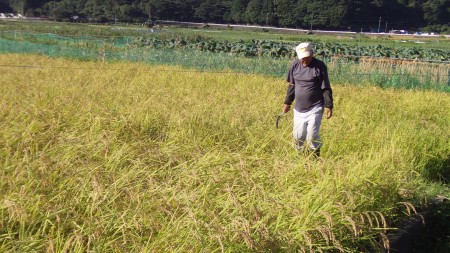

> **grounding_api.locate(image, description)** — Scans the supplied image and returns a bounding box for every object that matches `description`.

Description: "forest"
[1,0,449,32]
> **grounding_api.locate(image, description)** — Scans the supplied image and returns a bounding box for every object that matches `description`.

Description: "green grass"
[164,26,450,51]
[2,19,449,50]
[1,54,449,252]
[0,20,149,37]
[1,20,449,93]
[1,34,448,92]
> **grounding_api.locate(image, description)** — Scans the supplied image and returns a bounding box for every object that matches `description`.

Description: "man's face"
[301,55,313,66]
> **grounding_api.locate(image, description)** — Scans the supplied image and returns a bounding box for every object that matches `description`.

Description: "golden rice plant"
[0,54,449,252]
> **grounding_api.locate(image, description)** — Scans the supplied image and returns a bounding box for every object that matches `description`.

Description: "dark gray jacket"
[284,58,333,113]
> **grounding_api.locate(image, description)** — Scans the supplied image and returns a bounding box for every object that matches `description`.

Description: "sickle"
[276,112,285,129]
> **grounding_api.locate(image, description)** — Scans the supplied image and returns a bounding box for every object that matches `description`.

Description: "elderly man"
[282,42,333,157]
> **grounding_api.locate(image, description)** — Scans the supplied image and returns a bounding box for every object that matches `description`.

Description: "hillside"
[1,0,449,33]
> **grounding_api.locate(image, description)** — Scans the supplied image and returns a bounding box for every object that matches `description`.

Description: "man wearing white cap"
[282,42,333,157]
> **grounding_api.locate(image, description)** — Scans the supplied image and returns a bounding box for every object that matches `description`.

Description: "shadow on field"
[423,154,450,185]
[413,154,450,253]
[410,200,450,253]
[387,154,450,253]
[387,198,450,253]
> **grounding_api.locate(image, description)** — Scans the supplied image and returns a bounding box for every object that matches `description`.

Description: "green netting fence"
[1,31,449,92]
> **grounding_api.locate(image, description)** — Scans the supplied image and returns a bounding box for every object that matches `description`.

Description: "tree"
[230,0,248,24]
[7,0,28,14]
[0,2,14,12]
[276,0,300,27]
[151,0,198,21]
[262,0,275,26]
[1,0,448,32]
[312,0,350,29]
[245,0,263,24]
[423,0,449,25]
[195,0,228,22]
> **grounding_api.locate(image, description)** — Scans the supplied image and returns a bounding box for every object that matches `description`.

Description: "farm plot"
[1,22,449,92]
[0,54,449,252]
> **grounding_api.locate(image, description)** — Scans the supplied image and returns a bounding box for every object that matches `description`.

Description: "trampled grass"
[1,54,449,252]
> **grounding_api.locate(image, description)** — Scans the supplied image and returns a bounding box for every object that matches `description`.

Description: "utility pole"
[378,16,381,33]
[310,13,314,31]
[385,21,387,33]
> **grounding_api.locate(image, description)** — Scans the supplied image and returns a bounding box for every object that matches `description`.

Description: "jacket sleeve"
[284,60,296,105]
[323,89,333,109]
[284,84,295,105]
[321,63,333,109]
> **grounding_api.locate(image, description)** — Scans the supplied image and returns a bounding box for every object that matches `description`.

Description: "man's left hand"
[325,108,332,119]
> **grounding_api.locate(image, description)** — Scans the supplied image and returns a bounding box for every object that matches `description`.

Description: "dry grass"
[358,58,449,84]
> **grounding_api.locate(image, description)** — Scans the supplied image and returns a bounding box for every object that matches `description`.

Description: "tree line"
[1,0,449,33]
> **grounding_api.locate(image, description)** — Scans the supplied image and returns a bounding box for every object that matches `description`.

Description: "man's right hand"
[282,104,291,113]
[324,107,333,119]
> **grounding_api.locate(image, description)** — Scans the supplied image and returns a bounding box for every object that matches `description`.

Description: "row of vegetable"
[1,31,448,62]
[132,37,450,62]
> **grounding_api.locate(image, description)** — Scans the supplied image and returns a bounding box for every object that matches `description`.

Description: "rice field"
[0,54,449,252]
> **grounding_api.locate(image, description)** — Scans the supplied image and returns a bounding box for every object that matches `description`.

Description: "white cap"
[295,42,313,59]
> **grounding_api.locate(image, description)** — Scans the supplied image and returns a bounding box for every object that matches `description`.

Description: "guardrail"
[157,20,448,38]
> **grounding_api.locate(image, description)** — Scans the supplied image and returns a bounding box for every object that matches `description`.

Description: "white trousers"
[293,106,323,150]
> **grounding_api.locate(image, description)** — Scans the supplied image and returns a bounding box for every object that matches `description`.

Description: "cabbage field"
[132,37,449,61]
